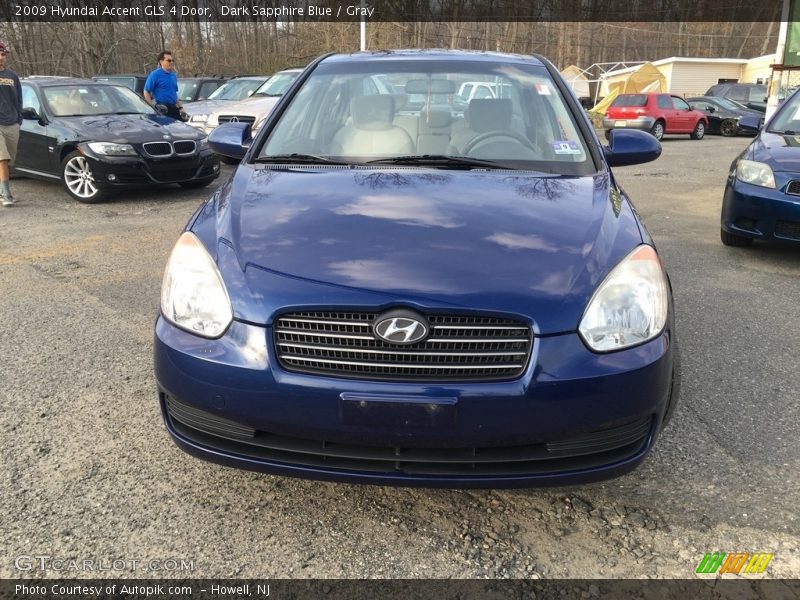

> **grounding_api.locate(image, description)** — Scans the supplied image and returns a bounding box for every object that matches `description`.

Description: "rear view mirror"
[21,107,39,120]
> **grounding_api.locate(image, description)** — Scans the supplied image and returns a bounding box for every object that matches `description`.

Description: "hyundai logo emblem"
[374,310,429,345]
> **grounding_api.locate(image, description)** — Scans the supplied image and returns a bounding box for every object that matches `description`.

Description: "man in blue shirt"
[144,51,185,120]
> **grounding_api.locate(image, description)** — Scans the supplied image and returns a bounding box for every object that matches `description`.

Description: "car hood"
[183,99,230,116]
[198,166,645,334]
[751,131,800,172]
[210,96,280,118]
[58,114,205,143]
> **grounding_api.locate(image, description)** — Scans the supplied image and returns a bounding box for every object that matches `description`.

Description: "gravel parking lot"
[1,134,798,580]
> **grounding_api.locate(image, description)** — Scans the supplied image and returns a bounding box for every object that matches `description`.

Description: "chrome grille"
[173,140,196,154]
[142,141,172,156]
[786,180,800,196]
[218,115,256,125]
[274,311,532,382]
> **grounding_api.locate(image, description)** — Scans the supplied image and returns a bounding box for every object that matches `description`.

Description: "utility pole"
[360,0,366,51]
[766,0,791,121]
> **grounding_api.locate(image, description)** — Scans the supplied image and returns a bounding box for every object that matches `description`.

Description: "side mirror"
[21,107,39,120]
[208,122,252,160]
[706,105,716,113]
[738,114,762,132]
[604,129,661,167]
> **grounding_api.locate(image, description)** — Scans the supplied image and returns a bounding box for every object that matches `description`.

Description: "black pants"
[161,103,182,120]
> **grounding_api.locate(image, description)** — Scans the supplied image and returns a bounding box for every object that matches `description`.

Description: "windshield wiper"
[254,153,352,165]
[365,154,511,169]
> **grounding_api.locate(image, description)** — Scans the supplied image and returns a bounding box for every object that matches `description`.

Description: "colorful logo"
[696,552,774,575]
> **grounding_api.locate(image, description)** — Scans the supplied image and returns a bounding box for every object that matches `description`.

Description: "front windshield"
[44,84,154,116]
[259,60,593,175]
[254,71,299,96]
[767,91,800,133]
[208,78,265,100]
[714,98,747,111]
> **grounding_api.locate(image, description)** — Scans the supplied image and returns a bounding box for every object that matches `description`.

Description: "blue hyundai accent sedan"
[154,50,678,488]
[721,89,800,246]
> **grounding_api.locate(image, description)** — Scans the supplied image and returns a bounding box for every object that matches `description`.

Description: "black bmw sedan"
[687,96,763,137]
[15,77,220,203]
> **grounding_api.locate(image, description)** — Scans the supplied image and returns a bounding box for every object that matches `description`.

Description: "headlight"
[86,142,136,156]
[207,114,219,127]
[736,159,775,188]
[160,232,233,339]
[190,114,209,123]
[579,245,669,352]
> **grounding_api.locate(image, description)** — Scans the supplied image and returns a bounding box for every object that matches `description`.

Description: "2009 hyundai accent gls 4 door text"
[154,50,679,488]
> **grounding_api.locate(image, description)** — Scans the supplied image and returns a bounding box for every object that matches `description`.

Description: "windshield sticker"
[535,83,551,95]
[553,141,582,155]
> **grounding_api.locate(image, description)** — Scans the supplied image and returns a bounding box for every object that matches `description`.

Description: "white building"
[600,55,777,97]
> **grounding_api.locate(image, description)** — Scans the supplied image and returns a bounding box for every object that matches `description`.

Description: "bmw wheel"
[719,119,738,137]
[61,151,107,203]
[650,121,665,141]
[690,121,706,140]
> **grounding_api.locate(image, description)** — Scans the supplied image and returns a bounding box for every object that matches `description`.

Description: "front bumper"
[721,171,800,243]
[602,116,655,132]
[81,147,220,187]
[154,313,677,488]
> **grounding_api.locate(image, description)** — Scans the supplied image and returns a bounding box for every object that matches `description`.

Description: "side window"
[726,86,747,101]
[657,95,673,109]
[672,97,690,110]
[21,85,40,112]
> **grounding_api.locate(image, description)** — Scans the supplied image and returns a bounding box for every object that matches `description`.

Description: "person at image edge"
[0,40,22,207]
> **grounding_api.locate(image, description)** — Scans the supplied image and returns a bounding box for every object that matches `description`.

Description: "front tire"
[719,119,738,137]
[61,151,107,203]
[720,227,753,247]
[691,121,706,140]
[650,120,665,140]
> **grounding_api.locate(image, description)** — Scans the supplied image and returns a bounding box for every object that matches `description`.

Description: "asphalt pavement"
[0,134,798,580]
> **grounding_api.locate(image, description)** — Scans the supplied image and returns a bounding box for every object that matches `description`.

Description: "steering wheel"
[462,130,537,156]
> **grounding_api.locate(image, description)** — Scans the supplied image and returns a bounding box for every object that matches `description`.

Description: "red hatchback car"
[603,93,708,141]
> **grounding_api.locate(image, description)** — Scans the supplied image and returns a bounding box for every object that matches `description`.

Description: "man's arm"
[144,90,154,105]
[14,74,22,124]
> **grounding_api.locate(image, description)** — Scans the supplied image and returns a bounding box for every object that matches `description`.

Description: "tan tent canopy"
[590,62,667,115]
[560,65,590,98]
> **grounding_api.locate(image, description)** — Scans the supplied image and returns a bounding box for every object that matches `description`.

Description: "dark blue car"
[155,50,679,488]
[721,89,800,246]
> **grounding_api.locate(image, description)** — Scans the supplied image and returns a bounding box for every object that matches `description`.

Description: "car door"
[16,84,56,175]
[655,95,676,131]
[671,96,694,132]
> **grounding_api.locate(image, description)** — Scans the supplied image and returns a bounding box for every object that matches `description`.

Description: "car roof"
[93,74,146,79]
[320,49,544,67]
[22,77,110,88]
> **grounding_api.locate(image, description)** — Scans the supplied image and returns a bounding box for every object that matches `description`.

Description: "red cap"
[0,41,9,54]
